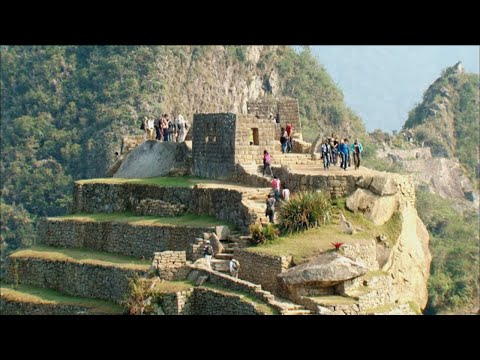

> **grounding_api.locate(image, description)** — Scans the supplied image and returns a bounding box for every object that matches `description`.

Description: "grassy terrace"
[201,283,279,315]
[153,280,194,294]
[307,295,357,306]
[10,245,151,270]
[76,176,204,187]
[248,199,402,264]
[56,212,232,228]
[0,284,124,314]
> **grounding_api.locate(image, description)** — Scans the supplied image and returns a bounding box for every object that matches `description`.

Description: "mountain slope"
[403,62,480,183]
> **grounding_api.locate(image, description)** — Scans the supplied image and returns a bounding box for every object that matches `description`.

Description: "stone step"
[282,309,314,315]
[6,246,150,304]
[210,259,230,272]
[0,284,124,315]
[214,253,234,260]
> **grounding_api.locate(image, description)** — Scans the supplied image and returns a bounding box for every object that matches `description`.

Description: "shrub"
[122,274,156,315]
[249,223,280,245]
[277,191,332,233]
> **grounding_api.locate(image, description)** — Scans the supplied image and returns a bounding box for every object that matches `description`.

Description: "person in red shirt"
[285,123,293,153]
[271,176,281,202]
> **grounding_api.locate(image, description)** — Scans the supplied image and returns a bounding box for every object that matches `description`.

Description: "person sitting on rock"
[229,258,240,278]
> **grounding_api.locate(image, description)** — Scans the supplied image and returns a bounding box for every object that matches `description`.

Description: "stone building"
[192,98,301,179]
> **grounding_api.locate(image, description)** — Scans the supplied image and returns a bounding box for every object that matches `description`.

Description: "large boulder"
[277,252,368,287]
[346,188,399,225]
[210,233,224,255]
[113,140,191,178]
[369,176,398,196]
[192,258,211,271]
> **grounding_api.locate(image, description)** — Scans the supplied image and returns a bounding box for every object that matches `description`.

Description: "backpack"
[231,260,239,270]
[205,245,213,256]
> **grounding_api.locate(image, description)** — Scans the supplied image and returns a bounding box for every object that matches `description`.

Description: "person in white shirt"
[177,115,187,142]
[281,184,290,201]
[146,117,155,140]
[229,258,240,278]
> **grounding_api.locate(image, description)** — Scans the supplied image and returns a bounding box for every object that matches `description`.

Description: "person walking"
[271,176,281,202]
[263,150,274,177]
[203,240,214,267]
[321,139,331,169]
[265,194,276,223]
[351,139,363,170]
[338,139,348,171]
[281,184,291,201]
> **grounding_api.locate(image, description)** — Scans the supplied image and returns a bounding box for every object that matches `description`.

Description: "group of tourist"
[320,136,363,171]
[141,114,189,143]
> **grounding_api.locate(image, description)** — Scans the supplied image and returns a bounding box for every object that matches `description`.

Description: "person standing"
[154,116,161,140]
[338,139,348,170]
[146,116,155,140]
[177,115,187,142]
[271,176,281,202]
[280,127,288,153]
[203,240,214,267]
[263,150,274,177]
[286,122,293,153]
[229,258,240,278]
[265,194,276,223]
[351,139,363,170]
[281,184,290,201]
[321,139,331,169]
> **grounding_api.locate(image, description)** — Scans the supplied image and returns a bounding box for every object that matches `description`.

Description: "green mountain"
[0,45,366,266]
[404,62,480,183]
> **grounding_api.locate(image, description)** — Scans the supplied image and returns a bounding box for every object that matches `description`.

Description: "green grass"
[153,280,194,294]
[202,282,279,315]
[77,176,204,188]
[1,284,123,314]
[307,295,357,306]
[56,212,232,228]
[247,199,403,264]
[10,245,151,270]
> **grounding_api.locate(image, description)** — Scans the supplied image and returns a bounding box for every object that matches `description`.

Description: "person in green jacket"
[351,139,363,170]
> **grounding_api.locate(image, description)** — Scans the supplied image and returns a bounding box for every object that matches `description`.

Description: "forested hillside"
[0,45,366,270]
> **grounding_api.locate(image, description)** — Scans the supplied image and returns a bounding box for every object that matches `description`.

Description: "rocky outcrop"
[346,188,400,225]
[114,141,191,178]
[383,203,431,309]
[278,252,368,287]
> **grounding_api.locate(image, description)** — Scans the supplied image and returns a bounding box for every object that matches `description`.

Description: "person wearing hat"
[203,240,214,266]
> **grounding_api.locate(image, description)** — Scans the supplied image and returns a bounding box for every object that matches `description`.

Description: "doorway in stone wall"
[251,128,259,145]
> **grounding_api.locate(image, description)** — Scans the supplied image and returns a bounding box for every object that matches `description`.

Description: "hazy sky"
[310,46,480,132]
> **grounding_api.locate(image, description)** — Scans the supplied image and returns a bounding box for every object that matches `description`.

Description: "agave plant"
[331,242,344,251]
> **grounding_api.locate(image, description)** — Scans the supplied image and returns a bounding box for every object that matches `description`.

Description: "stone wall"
[154,289,194,315]
[72,182,255,231]
[6,256,146,304]
[151,251,191,281]
[133,199,187,217]
[234,249,292,293]
[191,287,267,315]
[38,218,213,260]
[276,168,361,198]
[0,299,118,315]
[235,116,279,164]
[247,98,302,141]
[341,240,379,271]
[192,113,237,179]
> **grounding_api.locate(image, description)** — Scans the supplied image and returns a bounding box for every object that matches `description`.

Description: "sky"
[310,46,480,132]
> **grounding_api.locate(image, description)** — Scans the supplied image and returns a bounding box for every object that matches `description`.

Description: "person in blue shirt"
[338,139,349,170]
